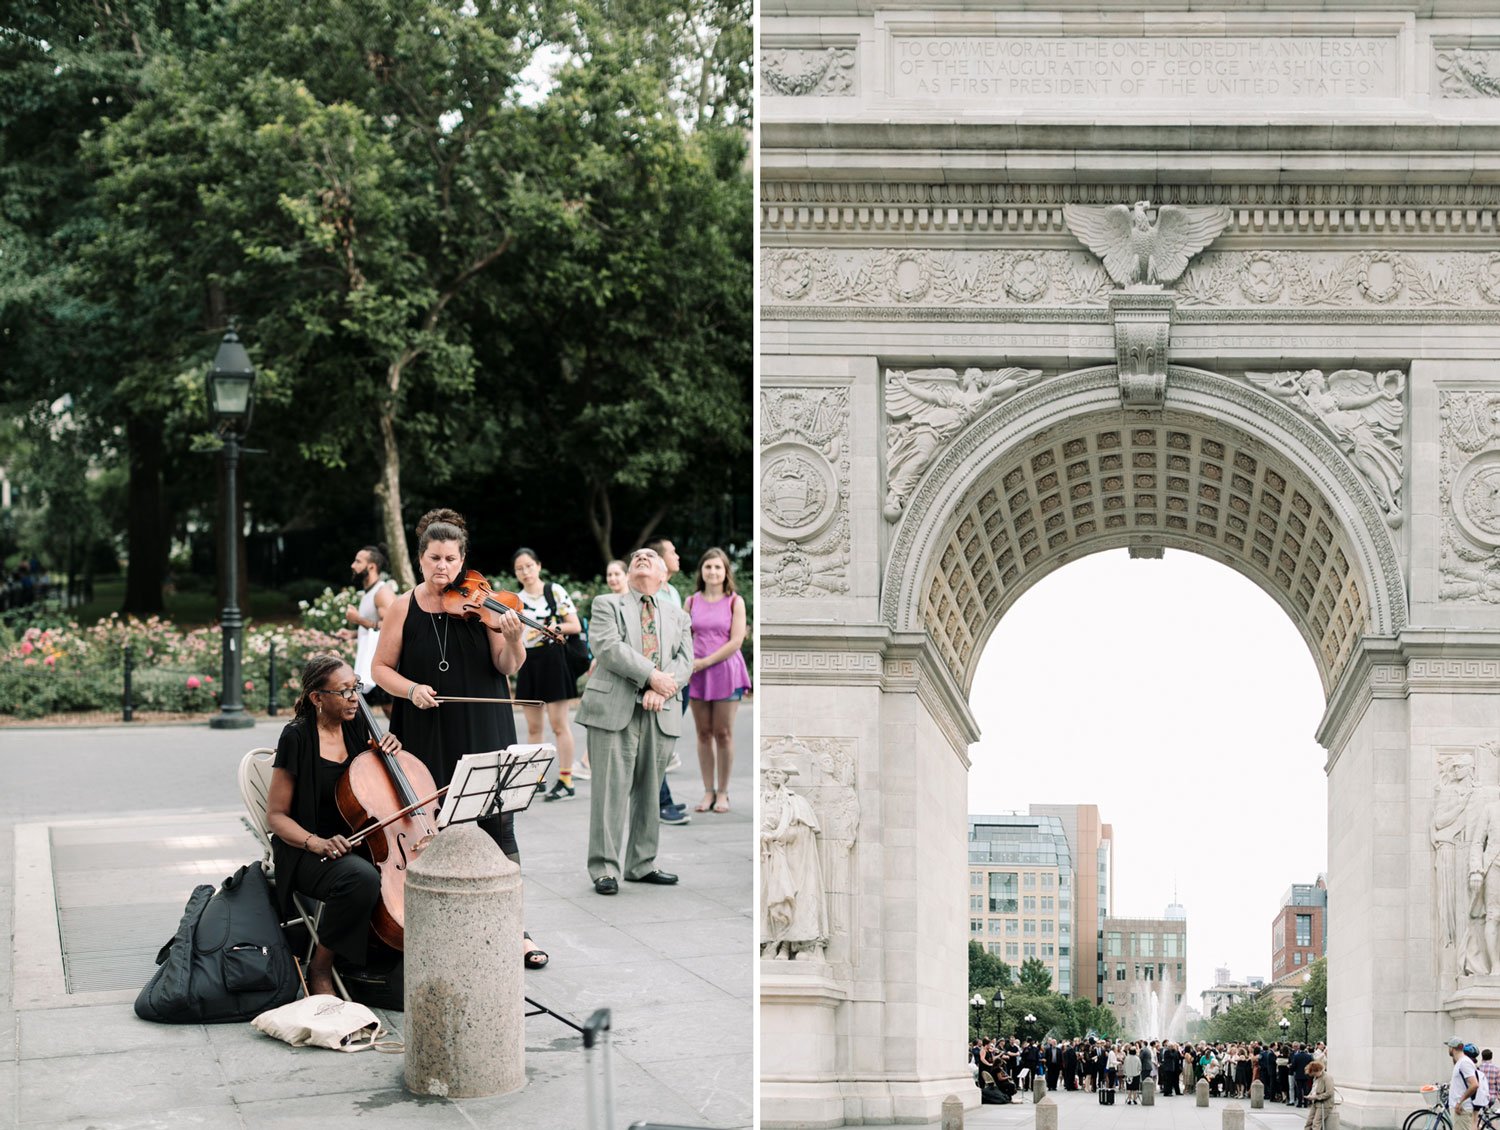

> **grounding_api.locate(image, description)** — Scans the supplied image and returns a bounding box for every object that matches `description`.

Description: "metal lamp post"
[206,328,256,730]
[993,990,1005,1040]
[1301,998,1313,1043]
[971,993,985,1040]
[1024,1012,1037,1044]
[1278,1015,1290,1043]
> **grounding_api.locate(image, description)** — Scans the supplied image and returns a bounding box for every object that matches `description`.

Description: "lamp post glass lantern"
[971,994,984,1039]
[1024,1012,1037,1043]
[206,328,256,730]
[1278,1016,1291,1044]
[993,990,1005,1039]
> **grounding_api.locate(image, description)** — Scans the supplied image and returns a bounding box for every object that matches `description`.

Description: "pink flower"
[244,680,255,691]
[205,675,214,683]
[23,658,36,667]
[43,655,56,667]
[186,676,201,689]
[19,641,32,655]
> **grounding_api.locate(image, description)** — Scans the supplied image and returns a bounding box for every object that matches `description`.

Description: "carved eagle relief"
[1063,202,1232,288]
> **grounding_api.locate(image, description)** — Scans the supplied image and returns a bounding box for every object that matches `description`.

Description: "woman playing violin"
[371,508,549,968]
[265,654,396,997]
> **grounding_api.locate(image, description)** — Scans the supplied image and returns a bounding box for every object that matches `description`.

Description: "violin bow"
[431,695,545,706]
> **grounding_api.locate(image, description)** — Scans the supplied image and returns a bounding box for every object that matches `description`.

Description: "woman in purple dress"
[686,548,750,813]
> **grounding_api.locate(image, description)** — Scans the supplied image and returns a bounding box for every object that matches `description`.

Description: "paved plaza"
[0,707,753,1128]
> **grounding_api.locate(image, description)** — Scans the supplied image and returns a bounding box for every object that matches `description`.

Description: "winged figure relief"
[1063,202,1232,288]
[883,366,1042,520]
[1245,368,1407,527]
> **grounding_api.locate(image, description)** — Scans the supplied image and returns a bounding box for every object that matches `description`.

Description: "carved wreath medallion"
[1357,251,1404,304]
[1005,253,1049,302]
[1239,252,1284,304]
[764,250,814,300]
[887,252,931,302]
[1455,453,1500,547]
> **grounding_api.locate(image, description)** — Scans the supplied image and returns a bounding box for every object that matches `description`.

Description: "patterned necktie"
[640,594,660,667]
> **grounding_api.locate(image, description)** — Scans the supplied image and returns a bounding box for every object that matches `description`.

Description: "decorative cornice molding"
[764,304,1500,325]
[761,248,1500,315]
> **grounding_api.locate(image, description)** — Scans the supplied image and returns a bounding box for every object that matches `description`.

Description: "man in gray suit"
[578,546,694,894]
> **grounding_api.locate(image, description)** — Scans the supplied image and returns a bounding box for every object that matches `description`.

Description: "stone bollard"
[1034,1077,1048,1104]
[1197,1079,1210,1107]
[942,1093,964,1130]
[1327,1108,1340,1130]
[404,823,525,1099]
[1036,1092,1058,1130]
[1251,1081,1265,1109]
[1224,1103,1246,1130]
[1143,1078,1156,1106]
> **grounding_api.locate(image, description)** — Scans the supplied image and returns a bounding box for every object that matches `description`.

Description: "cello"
[334,693,445,951]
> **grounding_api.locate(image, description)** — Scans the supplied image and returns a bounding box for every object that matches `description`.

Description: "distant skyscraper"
[1101,912,1189,1039]
[968,814,1073,995]
[1030,804,1112,1002]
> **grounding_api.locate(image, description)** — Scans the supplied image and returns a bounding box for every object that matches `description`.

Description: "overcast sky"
[966,547,1329,1008]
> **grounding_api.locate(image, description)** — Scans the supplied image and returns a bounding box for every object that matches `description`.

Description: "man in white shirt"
[1450,1037,1481,1130]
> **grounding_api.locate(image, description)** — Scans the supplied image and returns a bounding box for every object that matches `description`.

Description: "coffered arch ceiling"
[886,367,1407,699]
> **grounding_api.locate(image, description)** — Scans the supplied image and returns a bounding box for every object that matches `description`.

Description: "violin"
[334,693,445,952]
[442,569,565,642]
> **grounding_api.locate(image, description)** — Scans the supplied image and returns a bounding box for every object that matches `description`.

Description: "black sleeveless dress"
[389,591,520,859]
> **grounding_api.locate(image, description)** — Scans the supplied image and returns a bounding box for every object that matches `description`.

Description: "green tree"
[968,940,1013,993]
[1204,997,1276,1043]
[1019,956,1054,994]
[1286,957,1327,1043]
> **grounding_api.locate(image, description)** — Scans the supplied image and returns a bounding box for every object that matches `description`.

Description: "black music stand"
[435,744,583,1035]
[437,743,554,829]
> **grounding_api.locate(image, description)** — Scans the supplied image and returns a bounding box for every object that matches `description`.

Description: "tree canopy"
[1,0,751,606]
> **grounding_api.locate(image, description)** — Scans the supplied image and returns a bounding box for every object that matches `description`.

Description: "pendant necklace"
[430,610,451,673]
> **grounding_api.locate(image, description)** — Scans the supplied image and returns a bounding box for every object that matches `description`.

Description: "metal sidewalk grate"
[57,902,184,993]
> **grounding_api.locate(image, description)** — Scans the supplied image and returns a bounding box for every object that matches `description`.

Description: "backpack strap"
[539,580,559,621]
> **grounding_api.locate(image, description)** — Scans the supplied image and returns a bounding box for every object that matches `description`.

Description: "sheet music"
[437,744,554,828]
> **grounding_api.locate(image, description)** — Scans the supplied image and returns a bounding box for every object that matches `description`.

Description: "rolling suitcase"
[1099,1087,1116,1106]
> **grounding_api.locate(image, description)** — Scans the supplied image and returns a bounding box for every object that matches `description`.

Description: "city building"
[1030,804,1113,1003]
[1272,875,1328,980]
[1101,911,1189,1037]
[968,814,1073,996]
[1201,976,1258,1019]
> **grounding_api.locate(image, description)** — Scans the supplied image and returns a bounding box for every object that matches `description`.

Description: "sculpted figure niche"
[1469,745,1500,977]
[1246,369,1407,528]
[1436,753,1480,966]
[884,366,1042,520]
[761,760,830,961]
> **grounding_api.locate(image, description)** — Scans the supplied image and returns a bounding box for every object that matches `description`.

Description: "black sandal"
[523,931,549,970]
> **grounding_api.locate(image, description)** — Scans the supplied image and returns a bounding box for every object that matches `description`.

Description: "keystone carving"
[884,367,1042,520]
[1246,369,1406,528]
[1110,291,1175,407]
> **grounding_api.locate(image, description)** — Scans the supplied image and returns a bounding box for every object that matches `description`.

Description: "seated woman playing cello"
[265,654,401,996]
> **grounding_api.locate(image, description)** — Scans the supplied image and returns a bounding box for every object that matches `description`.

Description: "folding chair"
[237,748,349,1000]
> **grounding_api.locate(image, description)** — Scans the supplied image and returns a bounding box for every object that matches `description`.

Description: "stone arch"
[883,365,1409,698]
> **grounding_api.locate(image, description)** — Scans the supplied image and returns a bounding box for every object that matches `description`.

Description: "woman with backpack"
[686,547,751,813]
[511,548,584,802]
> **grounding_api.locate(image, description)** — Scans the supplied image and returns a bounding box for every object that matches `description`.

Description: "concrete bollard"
[1036,1093,1057,1130]
[1251,1080,1265,1108]
[1224,1103,1245,1130]
[1197,1078,1210,1107]
[942,1093,964,1130]
[1327,1109,1340,1130]
[404,823,525,1099]
[1143,1078,1156,1106]
[1034,1077,1048,1104]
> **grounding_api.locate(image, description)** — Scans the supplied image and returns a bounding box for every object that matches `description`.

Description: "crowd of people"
[264,509,750,987]
[970,1034,1331,1111]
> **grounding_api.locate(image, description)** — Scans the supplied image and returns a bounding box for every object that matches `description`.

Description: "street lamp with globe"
[1278,1016,1291,1044]
[993,990,1005,1039]
[1301,998,1314,1042]
[1024,1012,1037,1042]
[205,328,257,730]
[971,993,985,1040]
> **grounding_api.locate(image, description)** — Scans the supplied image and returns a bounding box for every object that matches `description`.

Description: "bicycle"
[1404,1083,1500,1130]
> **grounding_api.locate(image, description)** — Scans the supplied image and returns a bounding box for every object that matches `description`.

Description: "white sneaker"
[573,765,592,780]
[665,751,682,772]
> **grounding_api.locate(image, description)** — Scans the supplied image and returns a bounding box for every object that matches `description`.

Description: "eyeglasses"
[316,687,361,701]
